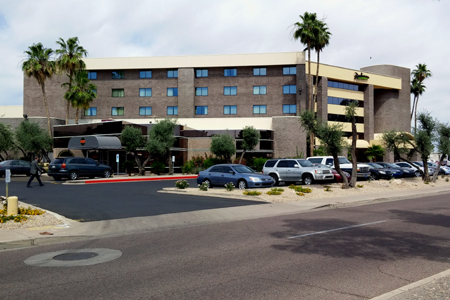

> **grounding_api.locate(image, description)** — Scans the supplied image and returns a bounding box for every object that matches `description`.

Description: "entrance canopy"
[68,136,122,150]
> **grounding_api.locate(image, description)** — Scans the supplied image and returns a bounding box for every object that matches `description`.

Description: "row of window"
[328,80,361,91]
[111,85,297,98]
[328,97,364,107]
[84,105,298,116]
[328,114,365,123]
[87,66,298,81]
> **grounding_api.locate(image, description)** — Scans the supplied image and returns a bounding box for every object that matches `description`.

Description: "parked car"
[197,164,274,189]
[394,162,423,177]
[365,163,394,180]
[332,169,351,183]
[0,160,32,176]
[262,158,334,185]
[412,161,436,175]
[426,161,449,175]
[47,157,113,180]
[306,156,371,180]
[376,162,415,178]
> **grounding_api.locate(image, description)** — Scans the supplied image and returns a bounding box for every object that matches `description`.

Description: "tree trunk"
[309,132,315,157]
[0,153,4,161]
[414,94,420,135]
[350,118,358,187]
[422,158,430,182]
[75,108,79,124]
[66,70,73,125]
[238,151,246,164]
[333,153,349,188]
[410,95,417,120]
[432,154,445,183]
[307,46,315,156]
[168,150,173,175]
[313,51,320,103]
[40,83,52,137]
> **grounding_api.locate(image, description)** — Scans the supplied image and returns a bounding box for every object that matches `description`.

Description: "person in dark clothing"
[27,157,44,187]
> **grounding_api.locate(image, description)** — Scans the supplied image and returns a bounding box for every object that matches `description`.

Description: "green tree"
[15,120,52,162]
[299,110,349,187]
[365,145,385,162]
[22,43,55,136]
[0,123,14,161]
[344,102,358,187]
[210,134,236,163]
[62,70,97,124]
[239,126,260,164]
[311,20,331,104]
[411,64,431,132]
[121,126,150,176]
[55,37,88,124]
[433,123,450,182]
[146,119,177,174]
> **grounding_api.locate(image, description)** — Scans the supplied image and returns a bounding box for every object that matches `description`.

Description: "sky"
[1,0,449,125]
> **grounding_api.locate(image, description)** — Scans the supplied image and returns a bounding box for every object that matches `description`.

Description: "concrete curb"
[62,175,197,185]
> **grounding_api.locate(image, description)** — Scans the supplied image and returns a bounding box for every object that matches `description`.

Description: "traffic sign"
[5,169,11,183]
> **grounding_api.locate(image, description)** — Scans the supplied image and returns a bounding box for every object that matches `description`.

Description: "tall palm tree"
[62,70,97,124]
[312,20,331,103]
[411,64,431,132]
[55,37,88,124]
[22,43,55,136]
[410,78,425,121]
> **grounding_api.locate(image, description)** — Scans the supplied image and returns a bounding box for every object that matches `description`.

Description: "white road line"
[287,220,387,239]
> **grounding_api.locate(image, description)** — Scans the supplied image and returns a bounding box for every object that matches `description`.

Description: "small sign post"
[116,154,120,175]
[5,169,11,199]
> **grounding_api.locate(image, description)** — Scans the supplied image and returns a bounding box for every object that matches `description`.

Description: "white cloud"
[1,0,449,125]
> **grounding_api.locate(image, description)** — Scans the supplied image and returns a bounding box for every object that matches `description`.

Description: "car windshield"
[297,159,313,167]
[370,163,383,168]
[233,165,255,173]
[387,163,401,169]
[413,162,423,167]
[0,161,8,165]
[338,157,351,164]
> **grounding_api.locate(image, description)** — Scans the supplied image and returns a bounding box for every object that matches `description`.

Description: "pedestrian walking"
[27,157,44,187]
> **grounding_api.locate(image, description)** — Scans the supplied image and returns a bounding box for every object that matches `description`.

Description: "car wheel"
[202,179,212,188]
[369,174,377,181]
[237,180,247,189]
[69,171,78,180]
[415,171,421,177]
[103,169,112,178]
[53,176,62,181]
[269,174,279,186]
[302,174,313,185]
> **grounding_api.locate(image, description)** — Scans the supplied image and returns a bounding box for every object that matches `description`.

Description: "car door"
[86,158,101,176]
[274,160,288,181]
[285,160,302,181]
[10,161,20,175]
[19,160,31,175]
[207,166,223,185]
[220,166,236,186]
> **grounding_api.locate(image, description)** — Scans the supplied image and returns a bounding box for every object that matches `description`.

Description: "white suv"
[306,156,371,179]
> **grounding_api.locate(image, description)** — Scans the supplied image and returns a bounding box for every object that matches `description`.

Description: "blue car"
[375,162,409,178]
[197,164,275,189]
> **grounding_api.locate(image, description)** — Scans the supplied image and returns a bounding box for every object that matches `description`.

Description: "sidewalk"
[2,177,450,299]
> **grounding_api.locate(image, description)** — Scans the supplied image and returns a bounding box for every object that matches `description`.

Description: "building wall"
[272,116,306,158]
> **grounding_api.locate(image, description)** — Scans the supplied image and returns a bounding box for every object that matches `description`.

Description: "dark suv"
[48,157,113,180]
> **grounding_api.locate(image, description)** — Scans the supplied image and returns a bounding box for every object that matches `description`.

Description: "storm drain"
[24,248,122,267]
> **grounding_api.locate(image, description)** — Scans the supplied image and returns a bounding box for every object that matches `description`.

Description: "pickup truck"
[306,156,371,179]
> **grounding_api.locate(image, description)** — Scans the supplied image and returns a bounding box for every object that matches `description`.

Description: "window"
[253,67,267,76]
[167,106,178,115]
[167,88,178,97]
[139,88,152,97]
[195,87,208,96]
[224,105,237,115]
[139,107,152,116]
[253,86,267,95]
[327,97,364,107]
[167,69,178,78]
[283,66,296,75]
[253,105,267,114]
[112,89,124,97]
[283,85,296,94]
[283,104,296,114]
[328,80,360,91]
[87,71,97,80]
[139,70,152,78]
[195,106,208,115]
[328,114,364,123]
[224,86,237,95]
[196,69,208,77]
[112,107,124,116]
[84,107,97,116]
[224,68,237,77]
[112,71,124,79]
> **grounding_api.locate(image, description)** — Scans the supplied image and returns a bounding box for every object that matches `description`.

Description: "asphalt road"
[0,176,266,221]
[1,194,450,299]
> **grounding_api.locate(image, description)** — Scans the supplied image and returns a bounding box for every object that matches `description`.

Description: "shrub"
[203,157,223,169]
[199,182,208,191]
[357,184,364,188]
[175,180,189,189]
[0,206,45,223]
[267,188,284,195]
[243,190,261,196]
[224,182,235,191]
[324,185,332,192]
[296,192,305,196]
[289,185,312,193]
[252,157,269,172]
[182,160,195,174]
[151,161,165,174]
[232,157,247,165]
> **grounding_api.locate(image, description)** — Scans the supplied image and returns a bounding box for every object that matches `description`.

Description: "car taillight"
[61,163,66,169]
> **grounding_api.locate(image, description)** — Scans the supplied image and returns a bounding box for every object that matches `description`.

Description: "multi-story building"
[22,52,410,166]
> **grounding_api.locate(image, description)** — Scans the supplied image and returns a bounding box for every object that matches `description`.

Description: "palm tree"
[62,70,97,124]
[55,37,88,124]
[312,20,331,103]
[22,43,55,136]
[410,78,425,128]
[411,64,431,132]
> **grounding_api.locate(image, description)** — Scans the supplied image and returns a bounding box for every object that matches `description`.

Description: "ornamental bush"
[175,180,189,189]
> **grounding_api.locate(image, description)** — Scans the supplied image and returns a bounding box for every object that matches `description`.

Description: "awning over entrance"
[68,136,122,150]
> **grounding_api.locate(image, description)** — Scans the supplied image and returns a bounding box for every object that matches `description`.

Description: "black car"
[0,160,32,176]
[48,157,113,180]
[366,163,394,180]
[376,162,415,178]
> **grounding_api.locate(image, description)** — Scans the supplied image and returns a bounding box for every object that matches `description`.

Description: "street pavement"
[2,174,450,299]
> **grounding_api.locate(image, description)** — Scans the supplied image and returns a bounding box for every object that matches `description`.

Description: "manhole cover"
[53,252,99,261]
[24,248,122,267]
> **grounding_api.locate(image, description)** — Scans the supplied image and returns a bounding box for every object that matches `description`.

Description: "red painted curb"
[85,175,198,184]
